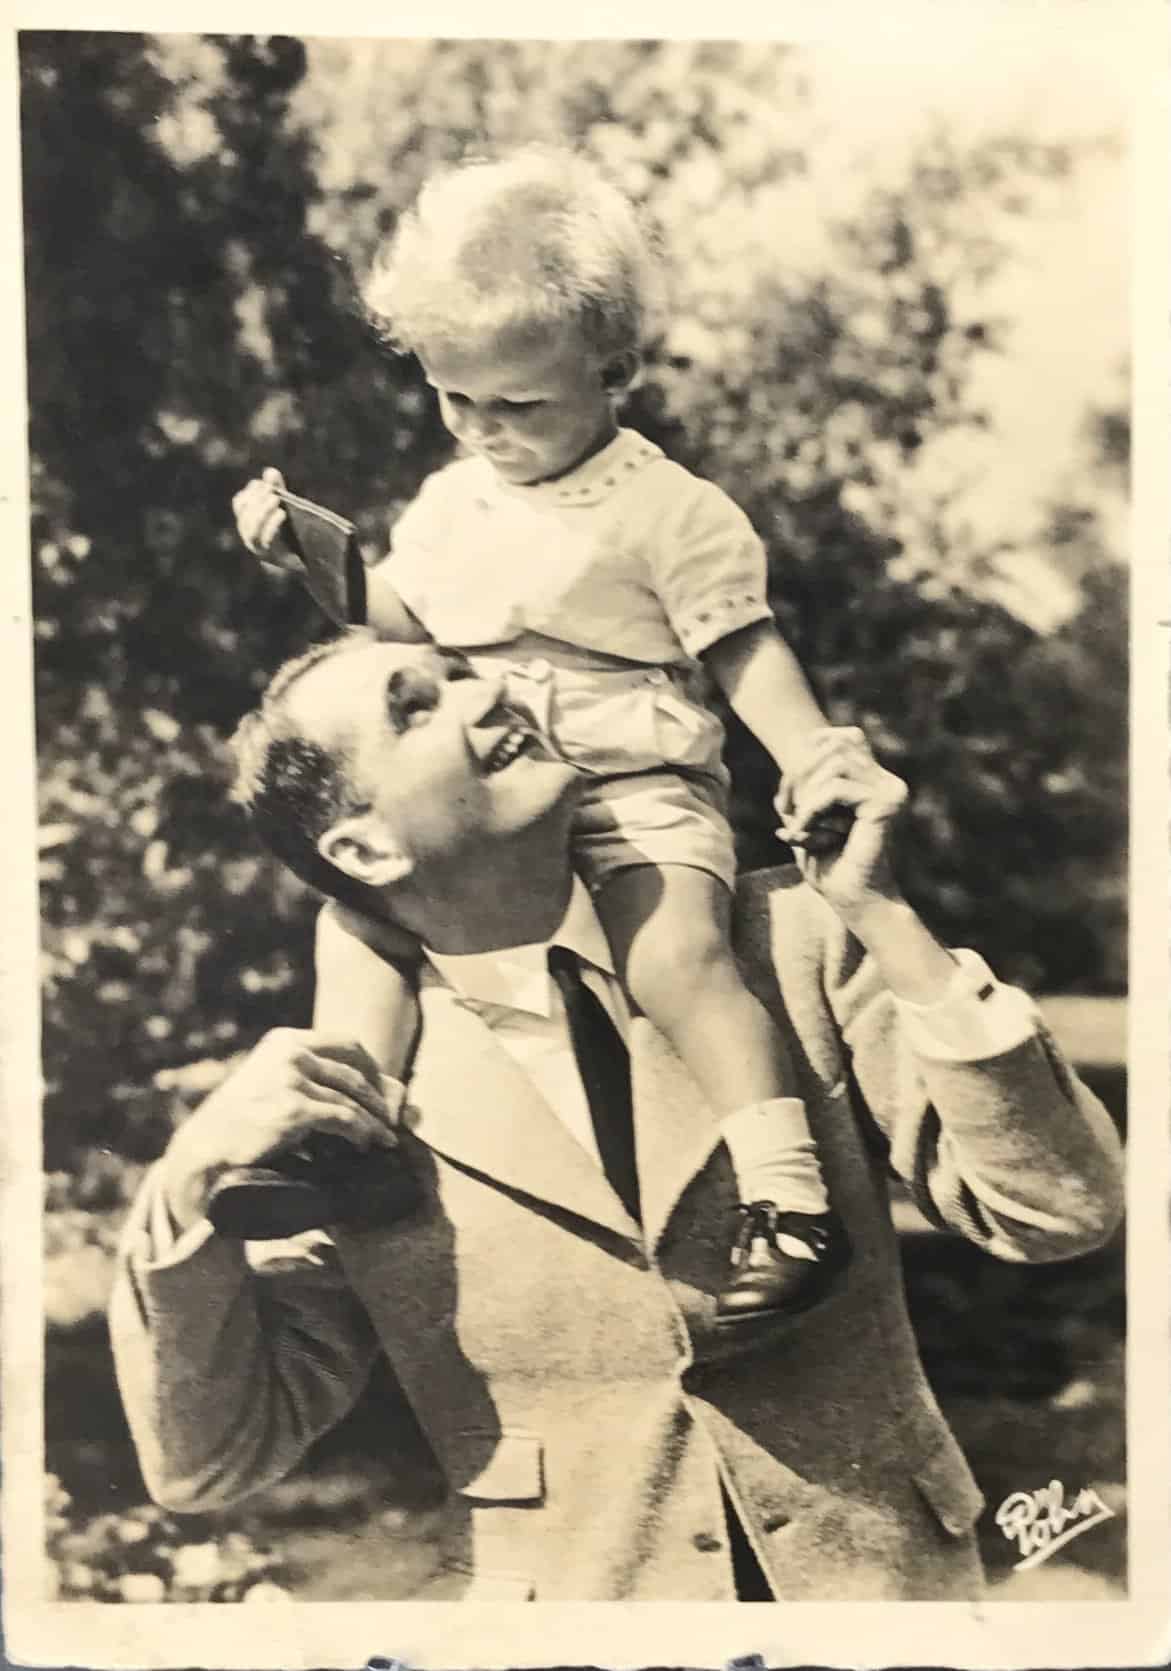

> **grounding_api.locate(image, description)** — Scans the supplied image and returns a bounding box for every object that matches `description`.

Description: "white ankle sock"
[720,1097,829,1219]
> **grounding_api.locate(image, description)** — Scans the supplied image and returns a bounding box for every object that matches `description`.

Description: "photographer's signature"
[995,1479,1115,1570]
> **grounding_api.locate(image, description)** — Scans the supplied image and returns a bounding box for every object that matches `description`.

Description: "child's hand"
[232,466,302,575]
[775,727,906,919]
[773,791,855,859]
[773,733,855,859]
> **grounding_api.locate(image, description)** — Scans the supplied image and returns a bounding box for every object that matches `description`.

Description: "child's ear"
[600,350,641,396]
[318,814,414,887]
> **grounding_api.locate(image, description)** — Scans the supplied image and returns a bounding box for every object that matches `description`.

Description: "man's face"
[285,640,580,877]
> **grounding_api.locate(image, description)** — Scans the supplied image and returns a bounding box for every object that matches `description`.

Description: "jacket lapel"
[402,873,817,1257]
[407,977,643,1246]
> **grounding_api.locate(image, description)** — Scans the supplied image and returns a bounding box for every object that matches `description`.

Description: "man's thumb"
[261,466,287,490]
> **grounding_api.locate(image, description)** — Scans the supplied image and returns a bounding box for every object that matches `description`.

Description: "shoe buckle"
[730,1203,762,1264]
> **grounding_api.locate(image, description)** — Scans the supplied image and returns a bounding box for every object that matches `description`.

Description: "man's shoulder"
[732,866,860,996]
[733,864,832,933]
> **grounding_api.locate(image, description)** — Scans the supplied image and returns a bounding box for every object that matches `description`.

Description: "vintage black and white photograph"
[3,8,1166,1668]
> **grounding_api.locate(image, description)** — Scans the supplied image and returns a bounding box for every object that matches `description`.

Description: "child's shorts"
[470,646,737,894]
[572,765,736,894]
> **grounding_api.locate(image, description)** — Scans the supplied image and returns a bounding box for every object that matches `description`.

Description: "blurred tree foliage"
[23,34,1127,1177]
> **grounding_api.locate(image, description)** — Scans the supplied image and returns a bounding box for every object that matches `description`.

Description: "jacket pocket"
[443,1430,543,1602]
[452,1429,545,1505]
[912,1437,986,1538]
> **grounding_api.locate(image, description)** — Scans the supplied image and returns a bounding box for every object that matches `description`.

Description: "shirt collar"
[482,427,661,509]
[425,877,614,1017]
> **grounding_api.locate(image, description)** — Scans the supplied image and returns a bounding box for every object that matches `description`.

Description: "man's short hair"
[230,631,382,915]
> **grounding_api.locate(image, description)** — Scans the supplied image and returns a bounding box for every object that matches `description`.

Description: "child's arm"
[313,901,422,1080]
[365,564,431,642]
[232,465,430,643]
[704,618,827,778]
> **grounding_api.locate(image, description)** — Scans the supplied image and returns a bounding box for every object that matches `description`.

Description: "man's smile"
[481,721,535,774]
[468,697,559,775]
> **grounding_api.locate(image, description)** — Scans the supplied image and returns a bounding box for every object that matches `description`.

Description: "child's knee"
[626,919,736,1018]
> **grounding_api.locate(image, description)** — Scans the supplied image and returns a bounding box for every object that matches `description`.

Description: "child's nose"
[466,406,502,442]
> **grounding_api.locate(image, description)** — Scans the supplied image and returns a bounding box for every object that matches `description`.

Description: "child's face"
[419,324,618,486]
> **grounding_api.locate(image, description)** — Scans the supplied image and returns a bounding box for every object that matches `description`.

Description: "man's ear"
[318,814,414,887]
[600,350,641,396]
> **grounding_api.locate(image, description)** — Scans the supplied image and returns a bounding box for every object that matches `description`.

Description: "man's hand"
[775,727,908,926]
[232,466,301,575]
[160,1029,399,1234]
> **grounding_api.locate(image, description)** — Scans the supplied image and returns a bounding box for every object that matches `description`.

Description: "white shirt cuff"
[144,1170,218,1269]
[894,948,1040,1063]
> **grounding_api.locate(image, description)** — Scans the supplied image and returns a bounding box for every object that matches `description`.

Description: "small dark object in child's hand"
[275,489,367,628]
[789,808,855,858]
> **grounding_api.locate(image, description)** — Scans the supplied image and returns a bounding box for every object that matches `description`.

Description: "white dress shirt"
[426,883,1040,1153]
[427,879,629,1166]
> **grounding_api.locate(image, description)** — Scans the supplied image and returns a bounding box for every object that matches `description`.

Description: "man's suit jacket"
[110,870,1124,1601]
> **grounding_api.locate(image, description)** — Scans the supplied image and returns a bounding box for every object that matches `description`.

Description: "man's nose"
[385,665,443,732]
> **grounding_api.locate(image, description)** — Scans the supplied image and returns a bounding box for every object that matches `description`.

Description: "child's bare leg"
[594,863,847,1324]
[592,864,826,1212]
[315,902,421,1079]
[208,905,421,1250]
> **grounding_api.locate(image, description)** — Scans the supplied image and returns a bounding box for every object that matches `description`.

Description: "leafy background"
[22,33,1127,1603]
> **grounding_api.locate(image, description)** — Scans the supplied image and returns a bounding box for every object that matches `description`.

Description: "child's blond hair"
[364,145,660,362]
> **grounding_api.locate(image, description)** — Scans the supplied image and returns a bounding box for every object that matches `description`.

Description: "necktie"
[547,947,641,1224]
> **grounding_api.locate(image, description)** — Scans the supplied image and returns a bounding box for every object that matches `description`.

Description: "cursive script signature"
[995,1479,1115,1571]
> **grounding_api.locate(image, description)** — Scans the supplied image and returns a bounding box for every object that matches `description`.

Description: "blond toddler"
[235,146,851,1324]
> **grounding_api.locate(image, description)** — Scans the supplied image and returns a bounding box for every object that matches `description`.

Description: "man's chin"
[492,752,582,822]
[522,753,583,796]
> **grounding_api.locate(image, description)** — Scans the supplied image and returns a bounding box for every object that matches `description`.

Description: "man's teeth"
[484,726,529,772]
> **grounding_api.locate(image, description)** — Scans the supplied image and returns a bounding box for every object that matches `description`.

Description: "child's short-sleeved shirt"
[383,427,772,666]
[377,428,774,892]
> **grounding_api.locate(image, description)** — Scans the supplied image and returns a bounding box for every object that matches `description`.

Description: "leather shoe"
[715,1203,850,1328]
